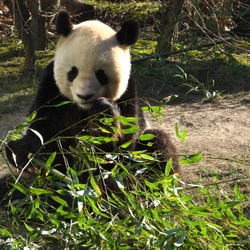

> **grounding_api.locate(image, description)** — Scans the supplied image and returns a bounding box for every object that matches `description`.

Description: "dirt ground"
[148,93,250,188]
[0,93,250,191]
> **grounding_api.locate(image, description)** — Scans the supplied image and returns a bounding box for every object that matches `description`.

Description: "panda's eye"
[67,66,78,82]
[95,69,109,85]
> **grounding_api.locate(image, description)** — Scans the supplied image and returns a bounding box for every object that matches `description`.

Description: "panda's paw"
[5,140,33,171]
[91,97,120,117]
[86,98,121,140]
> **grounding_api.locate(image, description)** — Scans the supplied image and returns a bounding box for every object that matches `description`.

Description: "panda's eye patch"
[95,69,109,85]
[67,66,78,82]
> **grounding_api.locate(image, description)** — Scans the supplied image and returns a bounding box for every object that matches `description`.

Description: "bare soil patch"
[1,93,250,192]
[147,93,250,194]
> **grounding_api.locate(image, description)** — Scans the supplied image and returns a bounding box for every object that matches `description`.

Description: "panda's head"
[54,10,139,109]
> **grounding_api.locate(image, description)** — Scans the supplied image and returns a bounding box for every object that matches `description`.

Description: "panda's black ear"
[56,10,73,37]
[116,20,139,46]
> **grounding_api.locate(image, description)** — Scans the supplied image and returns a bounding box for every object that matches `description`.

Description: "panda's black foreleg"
[5,135,43,173]
[135,128,180,175]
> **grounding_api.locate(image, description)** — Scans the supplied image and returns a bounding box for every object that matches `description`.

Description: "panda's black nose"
[77,93,94,101]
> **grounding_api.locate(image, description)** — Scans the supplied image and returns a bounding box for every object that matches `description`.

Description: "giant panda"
[2,10,180,201]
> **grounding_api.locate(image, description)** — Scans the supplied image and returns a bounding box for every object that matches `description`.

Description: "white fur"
[54,20,132,109]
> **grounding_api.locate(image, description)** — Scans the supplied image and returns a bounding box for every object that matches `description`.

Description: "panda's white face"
[54,20,132,109]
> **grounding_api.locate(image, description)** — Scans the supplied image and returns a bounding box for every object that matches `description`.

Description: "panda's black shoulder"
[119,76,137,102]
[38,61,58,94]
[31,61,66,111]
[116,75,147,130]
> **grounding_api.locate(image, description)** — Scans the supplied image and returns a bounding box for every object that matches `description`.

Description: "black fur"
[56,10,73,37]
[67,66,79,82]
[95,69,109,85]
[116,20,140,46]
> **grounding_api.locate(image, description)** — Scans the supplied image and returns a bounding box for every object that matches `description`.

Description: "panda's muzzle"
[77,93,94,101]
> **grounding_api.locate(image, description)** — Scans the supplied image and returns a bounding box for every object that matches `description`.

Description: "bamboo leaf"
[139,133,155,141]
[45,152,57,168]
[11,183,28,195]
[29,128,44,145]
[30,187,53,195]
[174,230,186,247]
[51,195,68,207]
[24,222,34,232]
[179,152,203,164]
[26,111,37,123]
[165,158,173,176]
[121,125,139,134]
[90,175,102,197]
[54,101,71,107]
[120,140,133,149]
[175,123,187,141]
